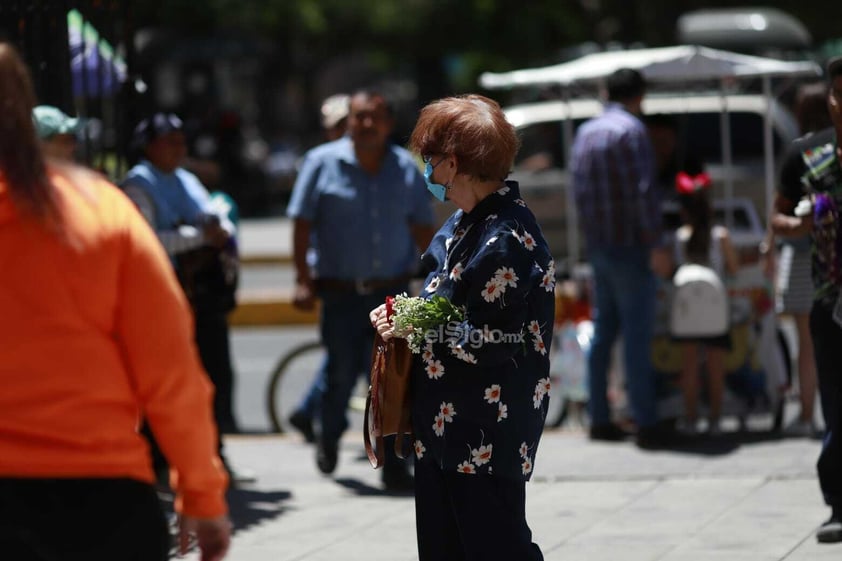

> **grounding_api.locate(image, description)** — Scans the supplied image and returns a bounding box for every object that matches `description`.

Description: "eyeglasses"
[423,155,445,168]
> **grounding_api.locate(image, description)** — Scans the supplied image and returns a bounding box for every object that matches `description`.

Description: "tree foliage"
[131,0,838,99]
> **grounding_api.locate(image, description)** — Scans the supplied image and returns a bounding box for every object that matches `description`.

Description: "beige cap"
[320,94,350,129]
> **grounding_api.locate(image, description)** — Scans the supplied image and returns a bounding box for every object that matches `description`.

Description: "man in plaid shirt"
[571,68,671,449]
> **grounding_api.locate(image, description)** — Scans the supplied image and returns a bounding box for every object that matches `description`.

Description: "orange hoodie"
[0,166,228,518]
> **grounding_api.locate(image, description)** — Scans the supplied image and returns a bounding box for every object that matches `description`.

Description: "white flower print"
[457,461,476,474]
[433,414,445,437]
[520,230,536,251]
[425,275,441,294]
[533,378,548,408]
[439,402,457,423]
[539,377,552,395]
[481,279,505,303]
[426,360,445,380]
[522,457,533,475]
[541,272,555,292]
[485,235,499,246]
[444,237,453,250]
[451,345,477,364]
[497,402,508,422]
[533,334,548,356]
[449,262,464,281]
[514,198,527,207]
[497,185,510,195]
[519,442,529,459]
[484,384,501,404]
[422,343,434,363]
[414,440,426,460]
[547,259,556,277]
[533,389,545,409]
[471,444,493,466]
[528,320,541,336]
[494,267,519,288]
[510,229,522,243]
[535,379,548,399]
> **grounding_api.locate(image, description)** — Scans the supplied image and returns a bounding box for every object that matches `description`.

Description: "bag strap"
[363,386,385,468]
[364,344,387,469]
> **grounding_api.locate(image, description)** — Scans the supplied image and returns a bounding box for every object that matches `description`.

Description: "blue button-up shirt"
[571,103,661,249]
[286,137,435,280]
[412,181,556,480]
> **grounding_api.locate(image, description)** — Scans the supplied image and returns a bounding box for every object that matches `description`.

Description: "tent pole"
[562,87,579,266]
[719,79,734,230]
[762,75,775,227]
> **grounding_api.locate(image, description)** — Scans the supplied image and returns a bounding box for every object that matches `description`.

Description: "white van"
[484,93,801,261]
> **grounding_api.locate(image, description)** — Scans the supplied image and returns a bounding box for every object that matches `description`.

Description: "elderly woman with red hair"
[371,95,555,560]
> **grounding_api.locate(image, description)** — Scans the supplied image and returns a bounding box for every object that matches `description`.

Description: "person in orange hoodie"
[0,43,230,560]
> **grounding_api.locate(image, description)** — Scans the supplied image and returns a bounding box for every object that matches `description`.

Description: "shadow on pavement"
[227,487,293,533]
[650,429,785,456]
[333,477,414,498]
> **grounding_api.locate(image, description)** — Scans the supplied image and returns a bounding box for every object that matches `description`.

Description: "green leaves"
[391,293,465,353]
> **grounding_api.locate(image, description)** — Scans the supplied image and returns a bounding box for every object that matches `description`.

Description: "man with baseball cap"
[771,56,842,544]
[122,112,254,486]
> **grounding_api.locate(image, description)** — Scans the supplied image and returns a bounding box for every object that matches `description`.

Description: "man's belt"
[314,275,412,295]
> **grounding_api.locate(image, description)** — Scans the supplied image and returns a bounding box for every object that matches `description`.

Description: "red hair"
[409,94,519,181]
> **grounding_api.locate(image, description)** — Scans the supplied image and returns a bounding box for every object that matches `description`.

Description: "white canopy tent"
[479,45,821,263]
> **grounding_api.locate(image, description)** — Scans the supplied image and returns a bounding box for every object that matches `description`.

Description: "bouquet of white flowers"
[389,293,465,354]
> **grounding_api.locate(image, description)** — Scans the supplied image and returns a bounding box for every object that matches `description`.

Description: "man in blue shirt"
[122,113,252,484]
[571,69,671,449]
[287,90,435,489]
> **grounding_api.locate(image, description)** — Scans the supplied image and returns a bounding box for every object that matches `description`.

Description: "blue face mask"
[423,157,449,202]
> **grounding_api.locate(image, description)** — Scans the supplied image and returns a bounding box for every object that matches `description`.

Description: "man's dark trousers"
[810,303,842,512]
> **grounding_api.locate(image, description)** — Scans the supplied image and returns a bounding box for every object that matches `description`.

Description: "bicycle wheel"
[267,341,324,434]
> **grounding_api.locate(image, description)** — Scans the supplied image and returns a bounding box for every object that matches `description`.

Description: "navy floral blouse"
[411,181,555,481]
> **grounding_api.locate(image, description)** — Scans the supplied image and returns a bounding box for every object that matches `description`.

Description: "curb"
[239,254,293,266]
[229,298,319,326]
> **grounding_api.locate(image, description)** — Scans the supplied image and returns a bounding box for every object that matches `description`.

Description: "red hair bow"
[675,171,711,194]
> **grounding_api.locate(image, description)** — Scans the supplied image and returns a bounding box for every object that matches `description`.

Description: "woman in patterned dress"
[370,95,555,561]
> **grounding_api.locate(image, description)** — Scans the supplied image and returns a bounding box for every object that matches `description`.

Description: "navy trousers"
[810,303,842,511]
[414,459,543,561]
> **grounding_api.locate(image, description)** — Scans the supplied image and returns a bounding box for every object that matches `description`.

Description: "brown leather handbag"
[363,333,413,468]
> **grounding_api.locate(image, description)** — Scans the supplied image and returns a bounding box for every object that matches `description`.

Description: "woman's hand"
[369,303,395,341]
[179,515,231,560]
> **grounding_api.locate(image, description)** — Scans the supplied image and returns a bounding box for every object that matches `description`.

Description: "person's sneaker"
[816,510,842,543]
[382,467,415,493]
[784,419,816,438]
[289,411,316,443]
[588,423,629,442]
[316,438,339,475]
[636,425,675,450]
[706,419,723,437]
[675,418,700,437]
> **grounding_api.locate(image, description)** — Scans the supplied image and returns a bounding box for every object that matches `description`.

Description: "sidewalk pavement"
[186,428,837,561]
